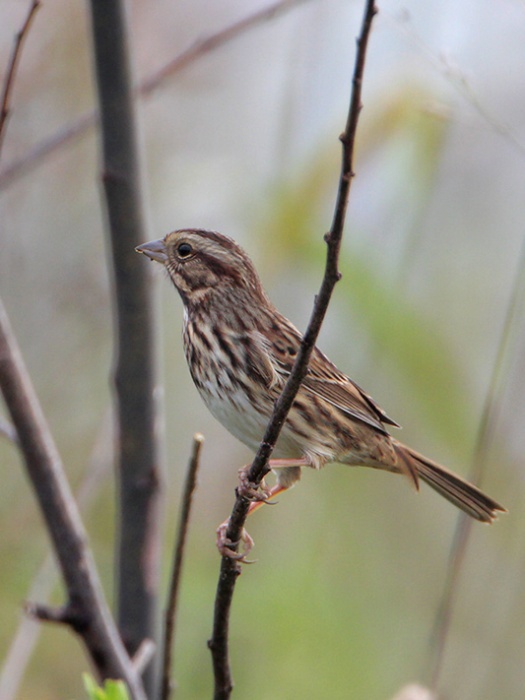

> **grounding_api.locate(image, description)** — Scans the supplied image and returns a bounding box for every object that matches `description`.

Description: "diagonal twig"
[0,0,40,158]
[0,299,147,700]
[140,0,312,97]
[0,0,312,190]
[0,409,112,700]
[207,2,378,698]
[161,434,204,700]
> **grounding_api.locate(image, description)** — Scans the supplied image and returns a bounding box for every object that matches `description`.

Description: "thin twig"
[0,0,40,158]
[0,299,146,700]
[131,639,156,677]
[0,0,311,190]
[141,0,311,96]
[161,435,204,700]
[207,2,378,698]
[0,110,96,188]
[427,233,525,690]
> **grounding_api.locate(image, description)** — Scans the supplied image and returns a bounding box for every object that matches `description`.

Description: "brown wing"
[269,315,400,435]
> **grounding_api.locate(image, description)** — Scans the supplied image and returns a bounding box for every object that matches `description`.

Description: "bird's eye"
[177,242,193,258]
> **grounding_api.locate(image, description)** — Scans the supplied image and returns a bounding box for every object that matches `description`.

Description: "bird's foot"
[236,465,271,503]
[216,520,255,563]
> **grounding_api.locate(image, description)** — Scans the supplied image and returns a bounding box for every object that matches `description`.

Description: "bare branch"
[161,435,204,700]
[0,299,146,700]
[0,0,40,158]
[0,0,311,190]
[0,6,144,694]
[208,1,378,697]
[0,111,95,189]
[132,639,157,677]
[87,0,162,693]
[0,410,112,700]
[141,0,312,97]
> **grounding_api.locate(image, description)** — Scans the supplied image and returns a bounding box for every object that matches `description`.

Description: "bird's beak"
[135,239,168,264]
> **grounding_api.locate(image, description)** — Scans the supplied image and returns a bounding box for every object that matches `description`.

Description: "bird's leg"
[236,458,309,504]
[217,458,308,560]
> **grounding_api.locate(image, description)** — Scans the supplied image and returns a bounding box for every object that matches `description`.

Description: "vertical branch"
[208,2,378,698]
[0,4,145,697]
[87,1,162,694]
[161,435,204,700]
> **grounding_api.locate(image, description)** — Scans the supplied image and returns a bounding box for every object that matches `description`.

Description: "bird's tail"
[393,441,506,523]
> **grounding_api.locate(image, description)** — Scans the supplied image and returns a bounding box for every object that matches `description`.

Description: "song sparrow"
[137,229,505,549]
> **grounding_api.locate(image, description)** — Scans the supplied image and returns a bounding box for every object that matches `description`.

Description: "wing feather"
[267,316,400,434]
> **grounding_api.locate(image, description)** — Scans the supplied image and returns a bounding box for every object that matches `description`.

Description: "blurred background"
[1,0,524,698]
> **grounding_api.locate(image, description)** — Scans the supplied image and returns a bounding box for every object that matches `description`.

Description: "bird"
[136,229,506,555]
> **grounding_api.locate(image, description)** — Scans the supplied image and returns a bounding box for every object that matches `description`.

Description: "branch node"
[24,600,84,628]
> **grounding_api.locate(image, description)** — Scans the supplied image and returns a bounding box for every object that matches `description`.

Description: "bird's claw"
[216,521,256,563]
[236,466,271,503]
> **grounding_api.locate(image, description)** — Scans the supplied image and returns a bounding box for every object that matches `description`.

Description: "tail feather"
[393,442,506,523]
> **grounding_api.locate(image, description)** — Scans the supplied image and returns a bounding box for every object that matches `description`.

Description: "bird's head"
[136,229,266,309]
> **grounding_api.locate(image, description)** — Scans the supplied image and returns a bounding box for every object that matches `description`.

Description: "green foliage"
[82,673,130,700]
[339,248,471,444]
